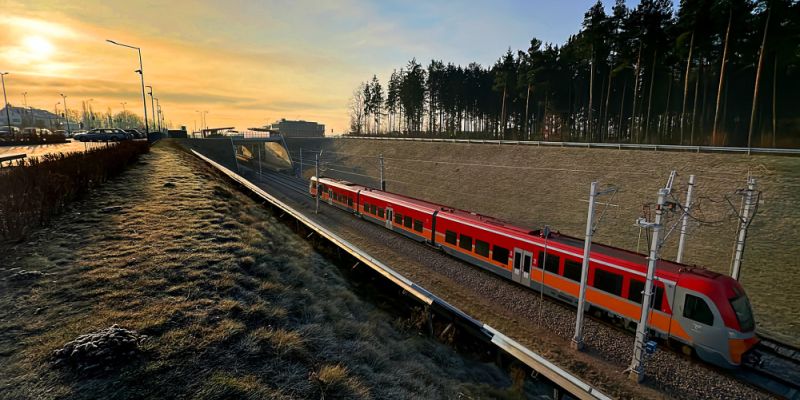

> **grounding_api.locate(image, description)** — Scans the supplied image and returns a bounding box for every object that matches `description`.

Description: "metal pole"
[257,144,262,176]
[60,94,71,136]
[379,153,385,191]
[571,181,598,351]
[731,177,756,281]
[137,48,149,135]
[629,188,668,383]
[147,86,156,132]
[676,174,696,264]
[315,153,320,214]
[298,148,303,178]
[1,73,11,138]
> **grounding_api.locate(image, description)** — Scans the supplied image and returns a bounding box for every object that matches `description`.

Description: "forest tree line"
[348,0,800,147]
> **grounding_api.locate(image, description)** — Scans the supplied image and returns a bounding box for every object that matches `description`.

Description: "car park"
[125,129,145,139]
[78,128,132,142]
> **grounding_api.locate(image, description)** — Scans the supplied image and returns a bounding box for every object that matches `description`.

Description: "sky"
[0,0,676,133]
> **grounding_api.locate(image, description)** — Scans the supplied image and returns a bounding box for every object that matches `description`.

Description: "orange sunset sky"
[1,0,613,133]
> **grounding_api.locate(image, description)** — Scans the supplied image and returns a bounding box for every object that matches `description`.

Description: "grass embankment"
[0,141,150,241]
[0,141,531,399]
[286,137,800,344]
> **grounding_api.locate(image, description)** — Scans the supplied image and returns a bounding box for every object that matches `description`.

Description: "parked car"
[125,129,145,139]
[70,130,88,138]
[0,126,21,140]
[78,128,132,142]
[21,127,56,140]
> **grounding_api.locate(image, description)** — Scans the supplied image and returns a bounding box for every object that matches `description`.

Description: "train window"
[563,259,583,282]
[627,280,664,310]
[475,240,490,257]
[593,269,623,296]
[523,253,531,273]
[445,230,457,245]
[653,286,664,311]
[684,294,714,326]
[459,234,473,251]
[348,198,353,207]
[492,246,509,265]
[537,252,560,274]
[404,216,412,228]
[628,279,645,304]
[378,208,385,218]
[395,213,403,224]
[413,219,423,232]
[363,202,370,212]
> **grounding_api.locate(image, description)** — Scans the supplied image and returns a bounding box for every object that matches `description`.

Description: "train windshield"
[730,295,755,332]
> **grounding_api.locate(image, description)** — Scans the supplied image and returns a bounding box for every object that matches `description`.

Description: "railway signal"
[572,181,617,351]
[629,187,668,383]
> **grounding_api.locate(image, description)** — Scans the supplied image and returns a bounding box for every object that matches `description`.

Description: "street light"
[54,101,60,130]
[22,91,27,107]
[1,73,12,138]
[154,97,162,132]
[107,39,149,135]
[60,93,71,136]
[145,85,156,132]
[120,102,127,112]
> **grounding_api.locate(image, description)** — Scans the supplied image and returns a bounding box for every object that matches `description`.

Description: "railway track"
[251,167,800,399]
[737,336,800,399]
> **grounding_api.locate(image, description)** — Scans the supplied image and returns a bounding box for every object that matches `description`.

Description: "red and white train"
[310,176,758,368]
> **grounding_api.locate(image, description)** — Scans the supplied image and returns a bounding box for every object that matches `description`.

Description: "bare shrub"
[0,141,150,241]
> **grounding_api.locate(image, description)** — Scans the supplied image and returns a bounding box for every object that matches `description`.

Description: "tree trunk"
[663,71,673,142]
[603,67,613,142]
[680,31,695,144]
[500,85,507,138]
[588,45,595,141]
[772,54,777,147]
[748,9,770,150]
[631,42,643,143]
[645,50,657,143]
[524,83,531,140]
[618,79,627,141]
[712,10,733,145]
[689,61,703,146]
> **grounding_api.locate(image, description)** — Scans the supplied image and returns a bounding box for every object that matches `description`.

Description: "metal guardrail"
[190,149,613,400]
[332,136,800,155]
[0,153,26,167]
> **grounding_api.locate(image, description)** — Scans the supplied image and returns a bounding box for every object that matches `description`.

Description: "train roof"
[359,187,442,213]
[316,176,368,192]
[320,177,726,285]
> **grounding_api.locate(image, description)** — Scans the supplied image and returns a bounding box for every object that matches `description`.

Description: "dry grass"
[0,140,537,399]
[287,137,800,344]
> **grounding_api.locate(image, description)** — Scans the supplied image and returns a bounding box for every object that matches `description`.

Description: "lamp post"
[1,73,11,138]
[107,39,149,135]
[146,85,156,132]
[154,97,162,132]
[60,93,71,136]
[54,101,60,129]
[120,102,127,112]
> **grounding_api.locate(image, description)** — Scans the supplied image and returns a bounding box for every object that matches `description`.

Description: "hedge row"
[0,141,150,241]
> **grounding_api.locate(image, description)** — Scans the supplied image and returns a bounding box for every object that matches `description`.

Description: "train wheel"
[681,345,693,357]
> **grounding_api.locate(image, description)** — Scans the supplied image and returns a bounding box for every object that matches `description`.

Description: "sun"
[22,36,55,59]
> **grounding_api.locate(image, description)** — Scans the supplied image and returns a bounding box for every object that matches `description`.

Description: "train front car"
[673,268,758,368]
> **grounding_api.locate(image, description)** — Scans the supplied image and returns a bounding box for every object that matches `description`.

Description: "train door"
[513,248,532,285]
[385,208,393,229]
